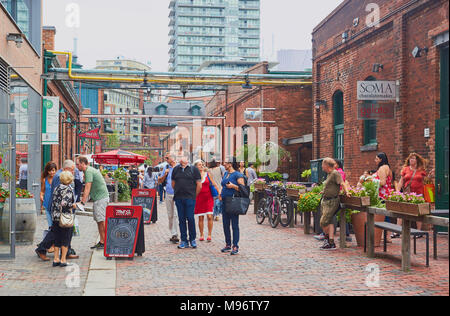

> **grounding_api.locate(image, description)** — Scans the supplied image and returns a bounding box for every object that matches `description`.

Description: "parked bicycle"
[256,184,280,228]
[256,184,293,228]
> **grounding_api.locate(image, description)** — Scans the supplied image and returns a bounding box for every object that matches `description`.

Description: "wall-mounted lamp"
[7,33,23,48]
[242,76,252,89]
[181,85,189,99]
[412,46,429,58]
[315,100,327,109]
[372,63,384,73]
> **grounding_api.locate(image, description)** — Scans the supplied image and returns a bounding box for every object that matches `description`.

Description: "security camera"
[412,46,429,58]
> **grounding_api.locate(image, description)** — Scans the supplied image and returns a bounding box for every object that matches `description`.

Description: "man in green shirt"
[319,158,350,251]
[76,156,110,250]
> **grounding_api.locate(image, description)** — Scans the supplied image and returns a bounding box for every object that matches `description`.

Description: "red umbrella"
[92,150,147,166]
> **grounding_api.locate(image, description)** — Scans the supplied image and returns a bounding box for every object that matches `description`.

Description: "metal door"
[0,119,16,260]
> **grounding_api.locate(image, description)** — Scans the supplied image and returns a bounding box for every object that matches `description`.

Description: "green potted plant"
[114,169,131,202]
[301,169,312,182]
[297,190,322,235]
[385,191,430,217]
[350,181,385,247]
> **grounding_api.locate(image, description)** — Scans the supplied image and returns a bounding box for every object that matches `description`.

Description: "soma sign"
[357,81,397,101]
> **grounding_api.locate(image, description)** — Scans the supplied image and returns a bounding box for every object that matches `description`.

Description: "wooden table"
[341,204,450,271]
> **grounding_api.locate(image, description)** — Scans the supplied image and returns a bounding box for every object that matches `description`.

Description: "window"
[156,105,168,115]
[363,76,377,145]
[364,119,377,145]
[333,90,344,161]
[191,106,201,116]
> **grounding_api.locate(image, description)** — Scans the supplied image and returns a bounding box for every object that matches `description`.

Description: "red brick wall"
[206,62,313,179]
[312,0,449,184]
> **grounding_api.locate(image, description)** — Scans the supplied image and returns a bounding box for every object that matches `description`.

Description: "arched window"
[191,105,201,116]
[333,90,344,161]
[242,125,250,146]
[363,76,377,145]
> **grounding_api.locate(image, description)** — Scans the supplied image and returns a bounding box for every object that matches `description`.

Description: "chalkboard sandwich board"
[104,205,143,259]
[132,189,156,224]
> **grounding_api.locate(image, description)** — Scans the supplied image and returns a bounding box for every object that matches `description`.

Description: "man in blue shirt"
[158,153,179,244]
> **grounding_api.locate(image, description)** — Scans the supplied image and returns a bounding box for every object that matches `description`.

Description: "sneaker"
[320,241,337,251]
[90,242,104,250]
[231,247,239,256]
[346,236,353,242]
[170,236,180,244]
[190,240,197,249]
[314,233,326,241]
[221,246,232,253]
[178,241,190,249]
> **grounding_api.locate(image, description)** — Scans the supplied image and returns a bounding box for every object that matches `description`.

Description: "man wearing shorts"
[76,156,110,250]
[319,158,350,251]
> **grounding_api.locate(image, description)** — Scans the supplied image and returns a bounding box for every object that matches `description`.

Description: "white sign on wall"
[357,81,397,101]
[42,97,60,145]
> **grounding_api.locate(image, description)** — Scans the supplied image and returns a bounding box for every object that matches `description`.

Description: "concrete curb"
[83,247,116,296]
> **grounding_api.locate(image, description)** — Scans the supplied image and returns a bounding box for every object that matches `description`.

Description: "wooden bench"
[364,222,429,267]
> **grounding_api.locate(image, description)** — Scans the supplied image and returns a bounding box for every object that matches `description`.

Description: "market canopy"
[92,150,147,166]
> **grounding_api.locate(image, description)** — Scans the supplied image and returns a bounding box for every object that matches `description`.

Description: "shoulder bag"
[224,184,251,216]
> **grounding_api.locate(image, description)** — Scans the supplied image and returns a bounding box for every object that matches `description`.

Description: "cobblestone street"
[0,202,448,296]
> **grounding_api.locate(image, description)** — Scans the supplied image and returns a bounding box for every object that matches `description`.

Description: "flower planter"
[1,198,37,244]
[340,195,371,207]
[254,183,266,191]
[351,212,385,247]
[287,188,306,199]
[385,201,431,217]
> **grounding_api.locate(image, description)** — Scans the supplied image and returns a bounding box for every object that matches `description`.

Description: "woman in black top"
[51,171,76,267]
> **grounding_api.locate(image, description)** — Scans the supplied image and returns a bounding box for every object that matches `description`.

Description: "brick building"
[312,0,449,208]
[42,26,83,168]
[206,62,313,181]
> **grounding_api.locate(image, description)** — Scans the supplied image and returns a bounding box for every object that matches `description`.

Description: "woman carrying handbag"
[50,171,77,267]
[193,160,221,242]
[220,157,247,256]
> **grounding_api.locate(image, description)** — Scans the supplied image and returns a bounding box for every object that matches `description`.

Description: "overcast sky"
[43,0,343,71]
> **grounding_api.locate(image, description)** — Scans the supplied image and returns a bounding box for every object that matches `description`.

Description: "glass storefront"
[0,119,16,259]
[9,71,42,212]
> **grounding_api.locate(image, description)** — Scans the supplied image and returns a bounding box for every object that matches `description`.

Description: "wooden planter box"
[385,201,431,217]
[340,195,371,207]
[254,183,266,191]
[287,188,306,198]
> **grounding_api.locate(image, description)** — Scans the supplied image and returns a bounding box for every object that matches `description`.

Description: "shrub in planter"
[297,192,321,213]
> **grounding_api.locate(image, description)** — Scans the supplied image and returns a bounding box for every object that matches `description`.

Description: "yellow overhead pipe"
[47,50,312,86]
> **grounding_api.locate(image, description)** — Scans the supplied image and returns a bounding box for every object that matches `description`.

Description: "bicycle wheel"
[279,198,293,228]
[256,197,267,225]
[269,198,281,228]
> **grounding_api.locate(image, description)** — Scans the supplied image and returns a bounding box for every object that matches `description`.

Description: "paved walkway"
[0,201,448,296]
[115,202,449,296]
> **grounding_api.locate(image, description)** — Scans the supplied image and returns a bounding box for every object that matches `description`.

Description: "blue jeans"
[174,199,196,243]
[222,207,240,248]
[45,207,53,229]
[159,184,165,202]
[213,198,222,217]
